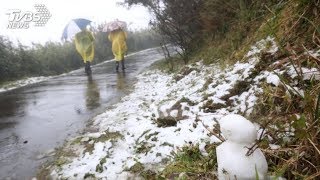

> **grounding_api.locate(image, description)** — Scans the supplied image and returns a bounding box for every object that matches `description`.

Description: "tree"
[122,0,204,63]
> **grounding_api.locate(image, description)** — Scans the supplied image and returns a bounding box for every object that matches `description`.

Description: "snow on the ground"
[49,37,319,179]
[0,76,52,93]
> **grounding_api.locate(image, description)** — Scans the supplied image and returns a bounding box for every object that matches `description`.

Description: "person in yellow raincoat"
[75,30,95,75]
[108,29,127,72]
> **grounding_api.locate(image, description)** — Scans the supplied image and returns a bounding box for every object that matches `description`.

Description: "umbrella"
[103,19,127,32]
[62,18,92,41]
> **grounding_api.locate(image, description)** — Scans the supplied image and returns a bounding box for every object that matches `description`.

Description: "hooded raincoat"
[75,30,95,63]
[108,29,127,61]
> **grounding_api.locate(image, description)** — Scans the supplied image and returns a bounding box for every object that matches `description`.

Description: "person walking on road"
[75,29,95,75]
[108,29,127,72]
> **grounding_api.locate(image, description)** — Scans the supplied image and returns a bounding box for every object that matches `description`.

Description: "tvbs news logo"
[6,4,51,29]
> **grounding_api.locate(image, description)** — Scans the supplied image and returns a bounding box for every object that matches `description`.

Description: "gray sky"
[0,0,151,46]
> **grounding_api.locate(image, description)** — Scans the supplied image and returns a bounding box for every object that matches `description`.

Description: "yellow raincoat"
[75,30,95,63]
[108,29,127,61]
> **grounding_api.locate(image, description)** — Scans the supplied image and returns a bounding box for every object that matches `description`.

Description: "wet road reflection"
[85,75,101,110]
[116,72,127,90]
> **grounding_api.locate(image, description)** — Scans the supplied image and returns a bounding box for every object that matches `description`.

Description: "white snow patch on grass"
[266,73,280,86]
[246,36,278,57]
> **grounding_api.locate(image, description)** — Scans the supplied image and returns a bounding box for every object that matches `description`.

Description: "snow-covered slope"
[49,37,319,179]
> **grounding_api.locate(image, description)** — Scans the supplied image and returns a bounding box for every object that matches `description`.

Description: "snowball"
[219,114,257,144]
[217,141,268,180]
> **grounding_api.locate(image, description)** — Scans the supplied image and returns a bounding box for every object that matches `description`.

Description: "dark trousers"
[116,59,125,71]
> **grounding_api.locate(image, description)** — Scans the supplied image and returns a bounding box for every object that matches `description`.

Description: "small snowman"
[216,114,268,180]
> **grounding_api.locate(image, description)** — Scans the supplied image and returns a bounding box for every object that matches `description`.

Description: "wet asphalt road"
[0,47,166,179]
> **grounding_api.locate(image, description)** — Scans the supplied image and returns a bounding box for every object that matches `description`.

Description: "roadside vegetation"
[124,0,320,179]
[0,28,161,83]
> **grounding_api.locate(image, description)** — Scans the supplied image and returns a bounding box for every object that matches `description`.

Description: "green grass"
[149,56,187,73]
[158,144,218,179]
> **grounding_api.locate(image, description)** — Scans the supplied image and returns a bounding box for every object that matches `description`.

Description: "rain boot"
[85,61,88,74]
[87,62,92,75]
[121,59,126,71]
[116,61,119,72]
[85,62,92,75]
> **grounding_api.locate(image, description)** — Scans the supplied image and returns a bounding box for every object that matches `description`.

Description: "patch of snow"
[246,36,278,57]
[199,142,208,156]
[306,49,320,58]
[286,65,320,81]
[54,142,113,178]
[266,73,280,86]
[0,76,51,93]
[170,110,178,117]
[269,144,280,150]
[80,137,90,142]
